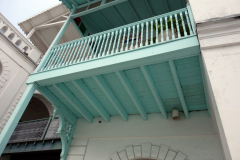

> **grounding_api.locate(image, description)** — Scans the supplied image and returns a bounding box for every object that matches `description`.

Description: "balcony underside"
[76,0,186,34]
[28,36,208,122]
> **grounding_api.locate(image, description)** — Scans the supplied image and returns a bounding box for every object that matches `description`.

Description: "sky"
[0,0,61,36]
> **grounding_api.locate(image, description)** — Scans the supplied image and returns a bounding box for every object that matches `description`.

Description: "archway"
[110,143,187,160]
[20,94,53,121]
[0,26,8,33]
[8,33,15,40]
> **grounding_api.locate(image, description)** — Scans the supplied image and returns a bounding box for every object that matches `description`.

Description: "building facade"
[0,0,240,160]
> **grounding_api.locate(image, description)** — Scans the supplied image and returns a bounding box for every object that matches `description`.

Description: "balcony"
[38,8,195,73]
[3,118,61,154]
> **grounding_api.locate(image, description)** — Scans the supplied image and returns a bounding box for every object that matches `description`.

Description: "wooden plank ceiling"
[78,0,186,34]
[40,55,208,122]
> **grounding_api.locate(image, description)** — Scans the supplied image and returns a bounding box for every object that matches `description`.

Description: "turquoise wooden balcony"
[0,3,209,160]
[25,6,208,121]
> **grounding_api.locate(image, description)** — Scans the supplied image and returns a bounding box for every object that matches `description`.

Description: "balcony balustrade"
[38,8,195,72]
[8,118,59,143]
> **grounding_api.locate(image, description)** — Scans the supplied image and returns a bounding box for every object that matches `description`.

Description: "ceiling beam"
[140,66,168,119]
[53,83,94,123]
[37,87,77,124]
[112,6,126,25]
[93,75,128,121]
[41,12,70,26]
[144,0,154,17]
[72,79,110,122]
[35,21,66,30]
[127,1,140,21]
[98,11,113,28]
[168,60,189,118]
[72,0,127,18]
[163,0,170,12]
[115,71,147,120]
[26,28,36,39]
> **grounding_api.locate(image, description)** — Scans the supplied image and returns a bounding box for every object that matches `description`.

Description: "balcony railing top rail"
[38,7,195,73]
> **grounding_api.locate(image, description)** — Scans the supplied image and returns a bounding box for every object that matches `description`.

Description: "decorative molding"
[52,105,77,160]
[0,55,10,88]
[110,143,187,160]
[0,91,23,133]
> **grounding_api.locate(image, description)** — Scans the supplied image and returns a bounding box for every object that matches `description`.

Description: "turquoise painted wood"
[37,8,194,72]
[53,83,93,123]
[36,8,76,73]
[169,60,189,118]
[116,71,148,120]
[93,75,128,121]
[38,87,77,124]
[0,84,37,155]
[72,79,111,122]
[140,66,168,119]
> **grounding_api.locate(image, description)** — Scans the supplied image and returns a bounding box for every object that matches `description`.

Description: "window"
[22,46,28,53]
[15,39,22,46]
[8,33,15,40]
[0,26,8,33]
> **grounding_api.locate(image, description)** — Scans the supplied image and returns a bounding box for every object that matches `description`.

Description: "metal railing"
[38,8,195,72]
[8,118,59,143]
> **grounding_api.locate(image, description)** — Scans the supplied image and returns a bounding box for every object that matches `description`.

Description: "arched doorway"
[20,96,49,121]
[20,93,53,121]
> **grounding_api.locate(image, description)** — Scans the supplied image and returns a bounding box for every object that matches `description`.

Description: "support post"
[0,83,37,155]
[71,19,84,38]
[186,4,196,34]
[34,8,76,73]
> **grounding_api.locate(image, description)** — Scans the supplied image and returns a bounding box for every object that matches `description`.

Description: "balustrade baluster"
[140,23,144,47]
[180,12,187,37]
[150,21,153,45]
[50,47,63,69]
[116,29,122,53]
[160,18,164,42]
[66,43,77,65]
[165,17,169,41]
[62,43,73,67]
[170,15,175,40]
[175,14,181,38]
[146,22,148,46]
[121,28,126,52]
[77,39,88,63]
[95,35,102,58]
[81,39,91,61]
[112,31,118,54]
[56,45,67,68]
[46,48,58,70]
[103,33,110,56]
[126,27,131,50]
[91,36,99,59]
[74,41,84,63]
[98,34,106,57]
[52,46,64,68]
[59,44,70,67]
[185,11,193,35]
[70,41,81,64]
[131,26,135,49]
[40,48,55,71]
[155,19,159,43]
[87,37,95,60]
[136,24,139,48]
[107,32,114,55]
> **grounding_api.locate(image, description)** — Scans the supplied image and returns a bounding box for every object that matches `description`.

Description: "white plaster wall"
[0,35,35,131]
[189,0,240,23]
[196,16,240,160]
[68,111,223,160]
